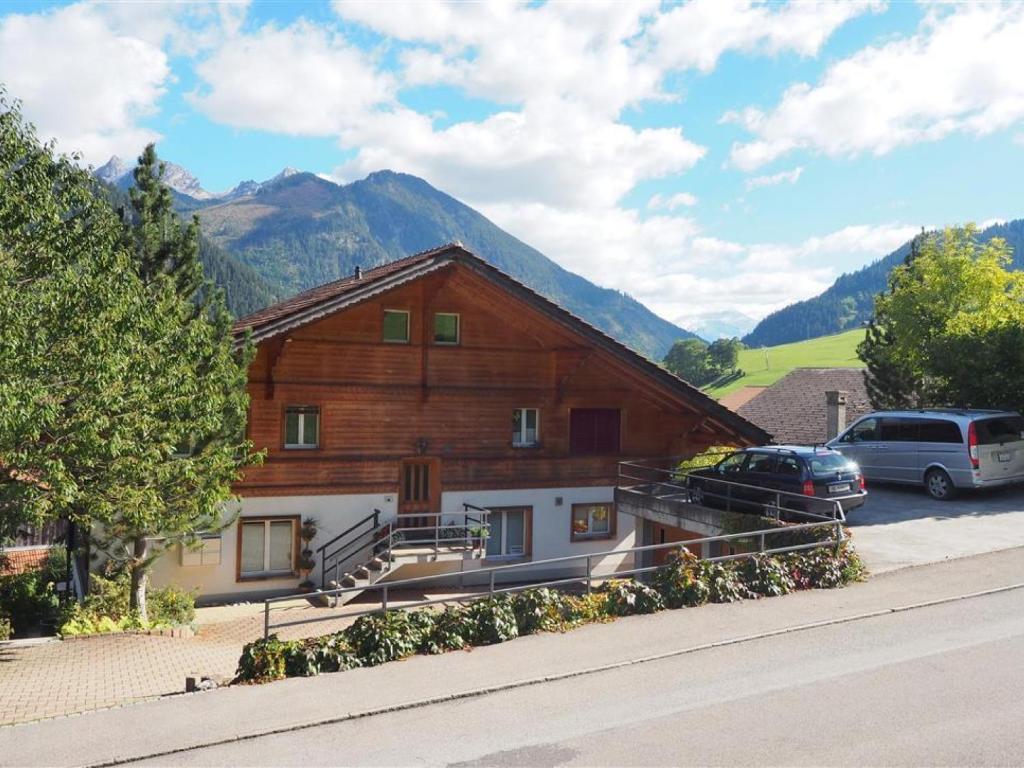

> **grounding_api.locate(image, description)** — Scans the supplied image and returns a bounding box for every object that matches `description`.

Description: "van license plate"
[998,452,1012,462]
[829,483,851,493]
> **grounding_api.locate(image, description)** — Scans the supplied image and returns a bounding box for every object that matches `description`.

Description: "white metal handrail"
[263,517,843,638]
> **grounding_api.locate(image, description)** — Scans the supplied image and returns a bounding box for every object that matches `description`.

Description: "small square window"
[285,406,319,449]
[434,313,460,345]
[512,408,539,447]
[238,519,296,579]
[382,309,410,343]
[571,503,615,541]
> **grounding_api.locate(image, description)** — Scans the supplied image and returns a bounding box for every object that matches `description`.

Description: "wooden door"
[399,458,440,527]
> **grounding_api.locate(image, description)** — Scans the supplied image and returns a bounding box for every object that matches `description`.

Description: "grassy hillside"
[705,328,866,398]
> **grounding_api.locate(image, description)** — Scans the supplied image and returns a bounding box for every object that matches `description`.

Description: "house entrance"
[399,458,440,528]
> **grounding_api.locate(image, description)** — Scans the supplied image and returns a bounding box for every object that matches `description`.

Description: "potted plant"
[297,548,317,593]
[300,517,318,543]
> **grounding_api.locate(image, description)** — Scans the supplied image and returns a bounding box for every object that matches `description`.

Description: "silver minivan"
[827,409,1024,500]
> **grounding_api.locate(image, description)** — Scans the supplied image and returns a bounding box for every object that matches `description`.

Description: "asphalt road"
[135,584,1024,767]
[848,481,1024,572]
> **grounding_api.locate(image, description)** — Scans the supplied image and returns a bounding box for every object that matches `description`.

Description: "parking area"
[847,481,1024,573]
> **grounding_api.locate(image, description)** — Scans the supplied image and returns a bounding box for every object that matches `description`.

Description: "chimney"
[354,265,362,279]
[826,390,848,440]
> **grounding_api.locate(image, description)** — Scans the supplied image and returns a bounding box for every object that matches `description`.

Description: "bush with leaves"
[0,615,11,641]
[237,636,292,682]
[512,588,569,634]
[788,543,865,589]
[600,579,665,616]
[561,592,612,627]
[738,554,795,597]
[697,560,749,603]
[58,570,196,636]
[652,549,711,609]
[421,606,476,654]
[345,610,425,666]
[464,594,519,644]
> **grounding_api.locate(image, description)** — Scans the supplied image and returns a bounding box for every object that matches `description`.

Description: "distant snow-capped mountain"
[93,156,303,202]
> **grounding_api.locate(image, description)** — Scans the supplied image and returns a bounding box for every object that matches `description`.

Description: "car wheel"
[925,468,957,501]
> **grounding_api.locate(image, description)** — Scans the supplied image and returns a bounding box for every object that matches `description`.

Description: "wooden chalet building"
[151,244,768,601]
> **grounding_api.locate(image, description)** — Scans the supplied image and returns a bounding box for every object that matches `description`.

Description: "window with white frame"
[382,309,410,343]
[284,406,319,449]
[571,503,615,541]
[512,408,539,447]
[485,507,530,558]
[434,312,460,345]
[238,518,296,578]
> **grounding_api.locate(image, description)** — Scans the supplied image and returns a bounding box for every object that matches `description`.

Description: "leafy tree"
[858,225,1024,411]
[663,339,714,386]
[707,338,741,373]
[0,98,258,621]
[860,234,925,409]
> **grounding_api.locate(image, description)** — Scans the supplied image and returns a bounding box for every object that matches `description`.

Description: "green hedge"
[235,542,865,683]
[58,571,196,637]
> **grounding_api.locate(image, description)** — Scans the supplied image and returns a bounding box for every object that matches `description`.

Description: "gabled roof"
[234,244,770,444]
[737,367,871,445]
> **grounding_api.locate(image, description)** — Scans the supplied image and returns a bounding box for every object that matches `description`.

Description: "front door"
[399,458,440,528]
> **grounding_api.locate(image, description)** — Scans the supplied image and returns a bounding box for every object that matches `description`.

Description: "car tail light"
[802,480,815,496]
[859,474,866,491]
[968,421,980,470]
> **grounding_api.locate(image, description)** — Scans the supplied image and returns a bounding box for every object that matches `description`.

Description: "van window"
[880,417,918,441]
[975,416,1024,445]
[844,418,878,442]
[918,419,963,443]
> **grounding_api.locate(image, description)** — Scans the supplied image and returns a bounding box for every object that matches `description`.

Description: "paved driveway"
[846,481,1024,573]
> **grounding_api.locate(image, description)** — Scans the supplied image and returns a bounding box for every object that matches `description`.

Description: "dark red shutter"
[570,409,620,454]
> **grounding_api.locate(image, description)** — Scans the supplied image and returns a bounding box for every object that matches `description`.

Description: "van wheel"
[925,469,957,501]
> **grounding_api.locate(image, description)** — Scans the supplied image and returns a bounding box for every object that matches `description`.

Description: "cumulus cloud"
[649,0,884,73]
[0,3,170,164]
[726,3,1024,170]
[648,192,699,210]
[745,166,803,191]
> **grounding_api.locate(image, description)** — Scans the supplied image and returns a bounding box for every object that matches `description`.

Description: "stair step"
[366,557,385,571]
[353,566,370,579]
[340,574,358,588]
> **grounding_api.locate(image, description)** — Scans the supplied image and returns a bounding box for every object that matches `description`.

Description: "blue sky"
[2,1,1022,336]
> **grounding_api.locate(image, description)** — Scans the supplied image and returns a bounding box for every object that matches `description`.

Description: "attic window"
[434,313,460,345]
[382,310,410,343]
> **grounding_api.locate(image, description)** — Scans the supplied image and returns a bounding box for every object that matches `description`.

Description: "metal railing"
[618,455,848,524]
[316,506,492,589]
[262,517,843,639]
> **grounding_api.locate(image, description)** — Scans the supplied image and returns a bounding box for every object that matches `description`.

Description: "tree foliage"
[663,337,742,387]
[858,225,1024,411]
[0,98,258,620]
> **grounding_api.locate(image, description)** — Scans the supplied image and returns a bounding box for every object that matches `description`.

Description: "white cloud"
[727,3,1024,170]
[189,20,396,137]
[649,0,884,73]
[745,166,803,191]
[0,3,170,164]
[648,192,699,210]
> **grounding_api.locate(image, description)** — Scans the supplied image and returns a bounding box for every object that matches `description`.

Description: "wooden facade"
[235,247,767,505]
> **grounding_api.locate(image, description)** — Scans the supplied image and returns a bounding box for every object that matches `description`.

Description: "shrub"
[421,606,475,654]
[0,571,60,636]
[738,554,795,597]
[600,579,664,616]
[148,585,196,626]
[652,549,710,609]
[512,588,568,634]
[237,636,291,682]
[561,592,611,627]
[464,594,519,644]
[308,633,362,673]
[0,616,10,641]
[788,543,865,589]
[345,610,424,666]
[698,560,749,603]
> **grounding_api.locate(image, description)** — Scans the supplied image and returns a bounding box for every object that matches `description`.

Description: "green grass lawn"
[705,328,866,399]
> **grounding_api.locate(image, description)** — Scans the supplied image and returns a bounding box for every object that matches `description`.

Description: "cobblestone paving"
[0,589,478,727]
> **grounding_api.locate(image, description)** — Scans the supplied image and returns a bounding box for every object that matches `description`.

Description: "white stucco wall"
[149,486,634,602]
[149,492,397,604]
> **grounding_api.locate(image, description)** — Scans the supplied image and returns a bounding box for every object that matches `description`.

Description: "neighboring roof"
[737,368,871,445]
[234,243,770,445]
[0,546,52,577]
[718,386,767,412]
